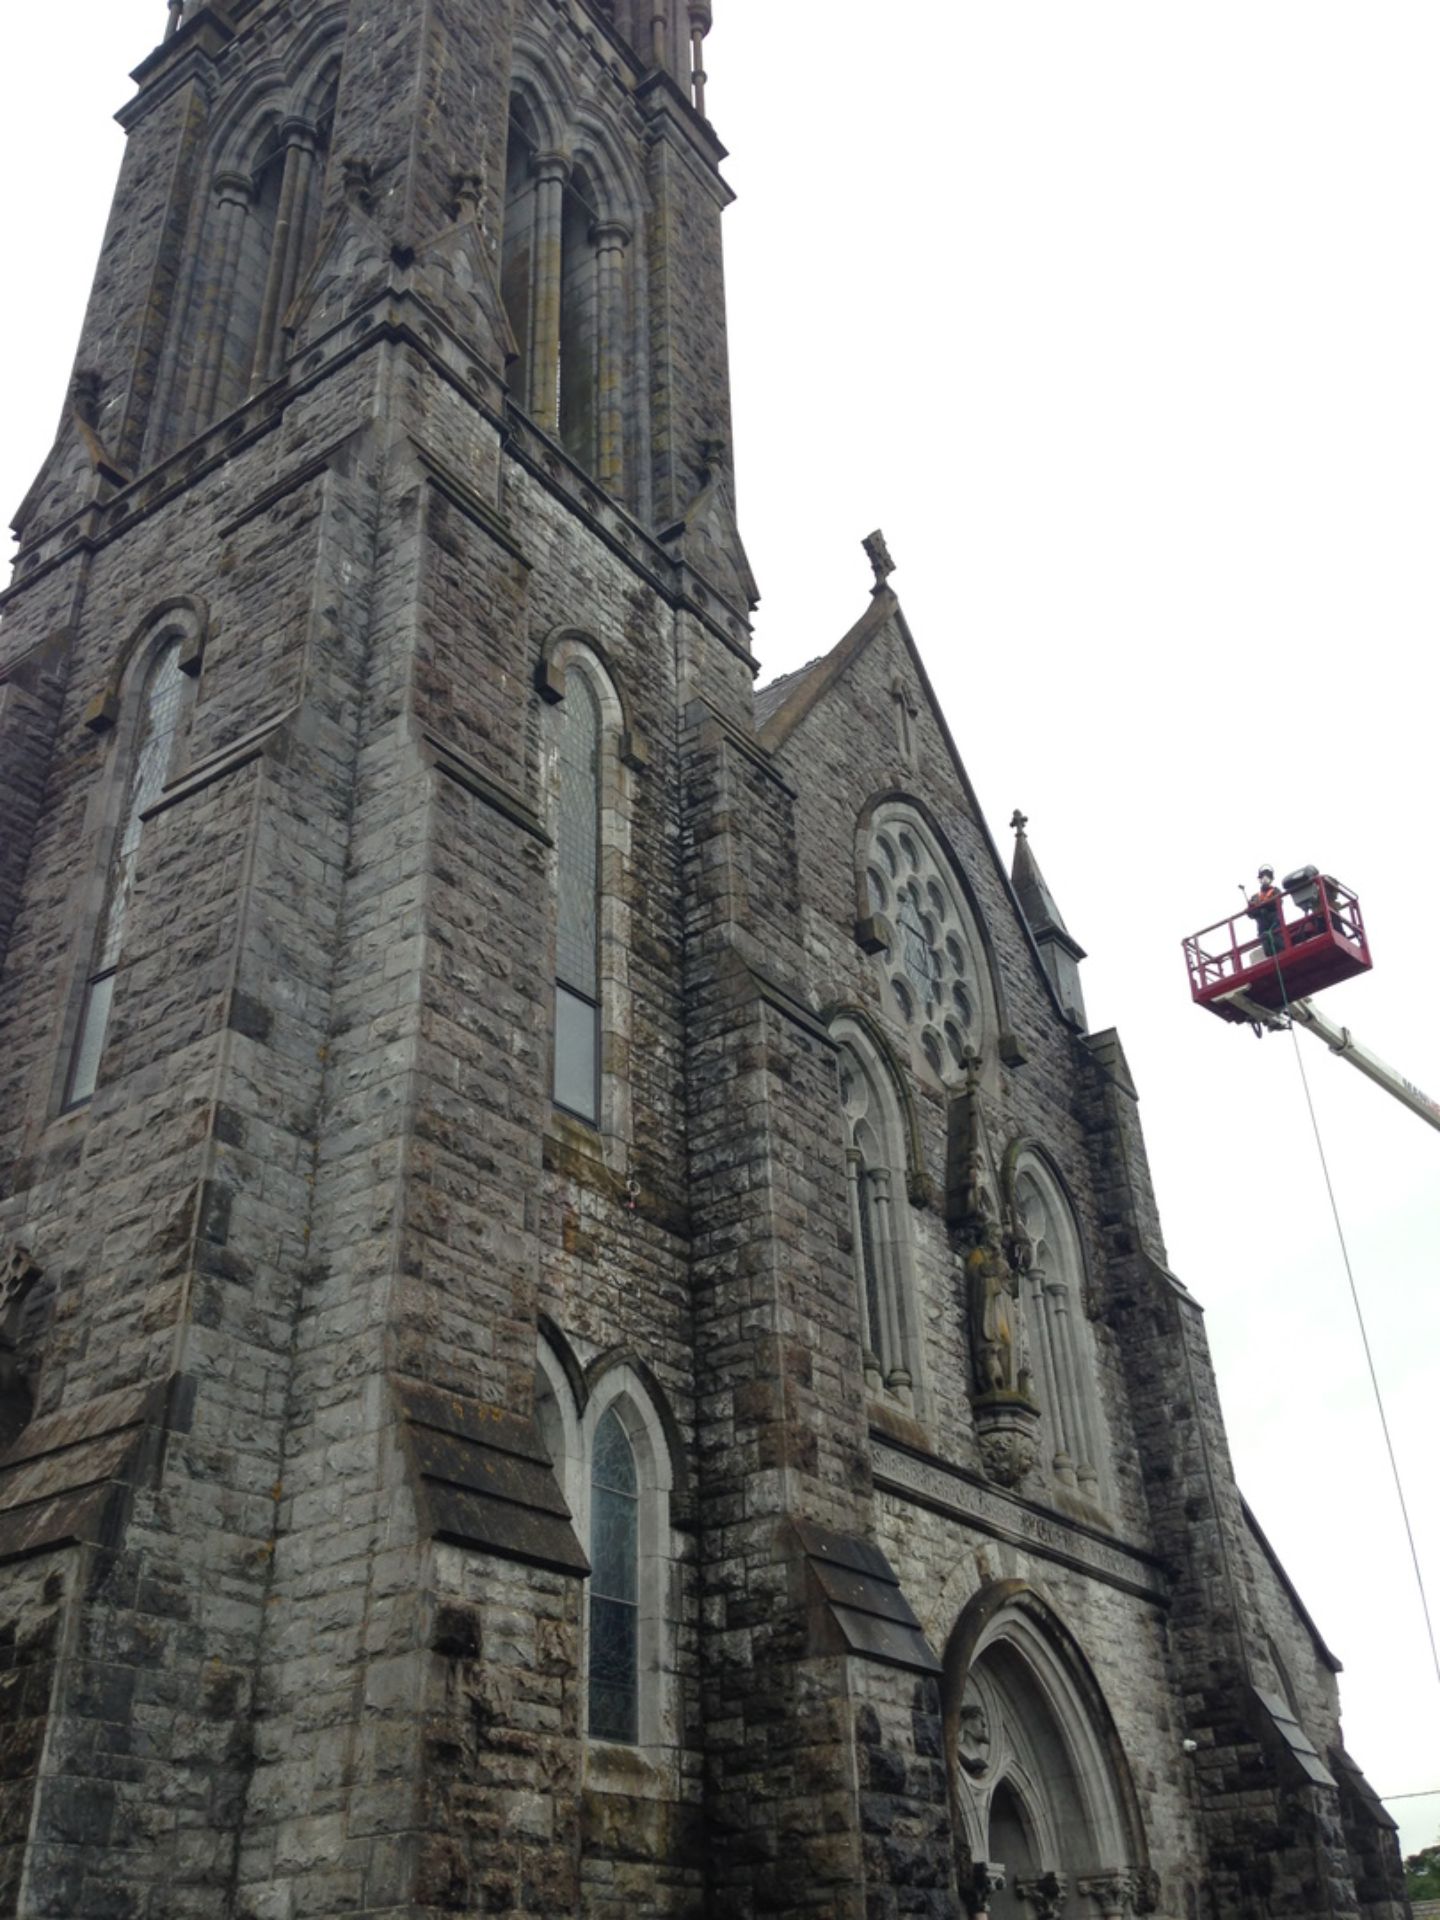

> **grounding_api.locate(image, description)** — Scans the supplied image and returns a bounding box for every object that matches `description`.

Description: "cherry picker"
[1182,867,1440,1133]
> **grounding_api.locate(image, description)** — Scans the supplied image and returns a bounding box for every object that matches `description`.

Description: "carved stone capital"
[280,116,320,155]
[964,1860,1006,1917]
[1077,1870,1138,1918]
[1016,1870,1067,1919]
[214,168,253,208]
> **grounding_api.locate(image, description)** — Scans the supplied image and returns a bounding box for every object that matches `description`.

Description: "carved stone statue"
[957,1679,992,1776]
[967,1218,1033,1400]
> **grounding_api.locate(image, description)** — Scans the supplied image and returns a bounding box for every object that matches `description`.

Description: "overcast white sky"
[2,0,1437,1861]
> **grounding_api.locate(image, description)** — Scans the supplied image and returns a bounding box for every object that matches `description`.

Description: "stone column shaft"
[251,123,317,390]
[688,4,711,113]
[187,172,251,432]
[529,153,569,431]
[593,220,631,499]
[1030,1267,1076,1484]
[846,1148,882,1385]
[868,1168,910,1392]
[1046,1280,1094,1486]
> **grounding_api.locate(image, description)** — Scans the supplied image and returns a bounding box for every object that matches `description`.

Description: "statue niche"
[948,1070,1041,1490]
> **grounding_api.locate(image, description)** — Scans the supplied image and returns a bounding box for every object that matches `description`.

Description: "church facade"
[0,4,1409,1917]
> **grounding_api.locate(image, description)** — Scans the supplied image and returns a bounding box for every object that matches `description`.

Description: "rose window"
[865,815,984,1082]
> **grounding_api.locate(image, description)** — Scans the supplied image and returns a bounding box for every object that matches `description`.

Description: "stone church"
[0,3,1411,1916]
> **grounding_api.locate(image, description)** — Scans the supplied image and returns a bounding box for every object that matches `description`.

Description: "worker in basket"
[1246,865,1285,957]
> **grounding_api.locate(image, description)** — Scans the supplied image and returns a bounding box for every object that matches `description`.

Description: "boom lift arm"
[1222,989,1440,1135]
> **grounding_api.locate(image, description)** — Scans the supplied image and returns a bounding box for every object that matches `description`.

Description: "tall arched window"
[559,167,600,472]
[1011,1155,1106,1506]
[542,636,636,1138]
[834,1020,921,1410]
[533,1339,681,1760]
[589,1405,640,1742]
[169,70,338,446]
[66,640,191,1108]
[553,674,601,1121]
[501,106,541,416]
[501,100,635,499]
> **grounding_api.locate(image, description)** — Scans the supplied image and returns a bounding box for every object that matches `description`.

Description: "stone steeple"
[1011,809,1088,1027]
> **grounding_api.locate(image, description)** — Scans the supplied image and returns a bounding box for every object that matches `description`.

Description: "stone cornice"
[871,1434,1169,1604]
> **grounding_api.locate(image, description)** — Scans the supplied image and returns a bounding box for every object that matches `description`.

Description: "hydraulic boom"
[1222,988,1440,1135]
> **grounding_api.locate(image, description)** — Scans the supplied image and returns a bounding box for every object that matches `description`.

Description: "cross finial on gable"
[863,528,895,592]
[1010,809,1029,837]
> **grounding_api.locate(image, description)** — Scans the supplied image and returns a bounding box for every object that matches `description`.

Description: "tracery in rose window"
[864,810,989,1084]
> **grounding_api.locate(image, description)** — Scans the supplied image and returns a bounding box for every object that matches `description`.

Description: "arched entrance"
[943,1582,1152,1916]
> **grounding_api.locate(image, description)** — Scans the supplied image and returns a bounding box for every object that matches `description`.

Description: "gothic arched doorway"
[943,1581,1152,1916]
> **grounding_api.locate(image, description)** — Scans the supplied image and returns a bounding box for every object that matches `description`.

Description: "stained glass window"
[554,677,600,1120]
[66,641,187,1108]
[589,1406,639,1742]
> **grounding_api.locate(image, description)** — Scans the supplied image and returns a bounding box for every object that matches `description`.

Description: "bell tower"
[0,1,757,1914]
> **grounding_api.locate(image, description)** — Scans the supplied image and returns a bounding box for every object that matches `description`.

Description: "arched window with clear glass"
[499,96,635,501]
[167,68,339,449]
[588,1405,640,1742]
[66,640,190,1108]
[553,674,601,1121]
[835,1025,920,1410]
[1012,1157,1106,1505]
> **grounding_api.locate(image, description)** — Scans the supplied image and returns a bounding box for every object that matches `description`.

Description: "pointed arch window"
[559,167,600,472]
[533,1341,680,1759]
[589,1405,640,1742]
[541,636,637,1139]
[168,71,338,446]
[553,674,601,1121]
[835,1022,921,1410]
[66,640,191,1108]
[501,102,634,499]
[502,110,538,415]
[1012,1157,1106,1506]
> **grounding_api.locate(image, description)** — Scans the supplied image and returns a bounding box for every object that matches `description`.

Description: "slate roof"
[753,658,823,731]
